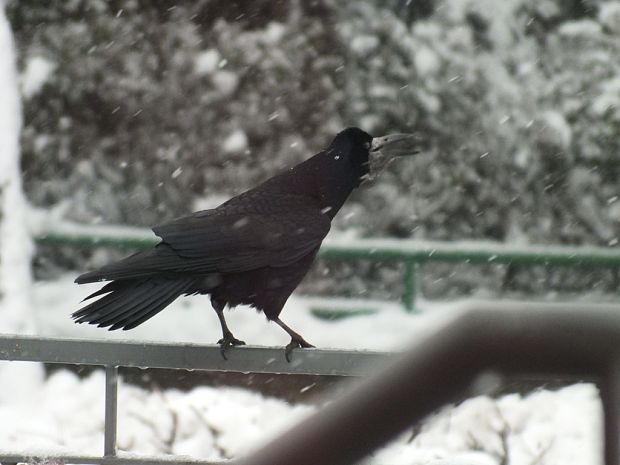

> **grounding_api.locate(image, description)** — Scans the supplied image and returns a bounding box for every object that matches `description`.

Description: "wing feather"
[151,200,330,273]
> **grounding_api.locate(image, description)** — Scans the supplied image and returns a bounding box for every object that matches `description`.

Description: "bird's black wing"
[75,193,330,284]
[151,197,330,274]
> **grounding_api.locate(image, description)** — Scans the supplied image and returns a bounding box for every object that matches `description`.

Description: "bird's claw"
[218,333,246,360]
[284,338,314,362]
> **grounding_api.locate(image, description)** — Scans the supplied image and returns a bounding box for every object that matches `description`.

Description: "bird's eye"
[364,142,371,149]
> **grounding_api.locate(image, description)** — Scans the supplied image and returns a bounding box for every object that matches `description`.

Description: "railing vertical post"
[603,356,620,465]
[403,260,418,312]
[104,365,119,457]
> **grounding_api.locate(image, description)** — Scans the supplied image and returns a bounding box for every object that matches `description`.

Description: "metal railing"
[0,335,387,465]
[34,220,620,312]
[3,301,620,465]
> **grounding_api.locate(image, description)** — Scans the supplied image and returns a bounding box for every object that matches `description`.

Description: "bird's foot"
[217,332,246,360]
[284,336,314,362]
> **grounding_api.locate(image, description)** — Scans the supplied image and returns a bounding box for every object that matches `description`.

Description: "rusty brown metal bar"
[235,301,620,465]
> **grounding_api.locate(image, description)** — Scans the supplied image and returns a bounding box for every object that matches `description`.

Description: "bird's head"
[329,127,420,184]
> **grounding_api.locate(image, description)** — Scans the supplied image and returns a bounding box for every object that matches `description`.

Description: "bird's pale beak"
[370,134,420,156]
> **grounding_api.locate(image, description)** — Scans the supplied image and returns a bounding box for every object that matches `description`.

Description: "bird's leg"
[273,317,314,362]
[212,300,245,360]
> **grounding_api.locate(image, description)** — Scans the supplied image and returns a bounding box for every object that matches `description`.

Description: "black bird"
[73,127,418,360]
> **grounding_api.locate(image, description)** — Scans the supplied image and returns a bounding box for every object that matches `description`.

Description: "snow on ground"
[32,274,453,350]
[0,368,313,460]
[0,274,605,464]
[364,383,602,465]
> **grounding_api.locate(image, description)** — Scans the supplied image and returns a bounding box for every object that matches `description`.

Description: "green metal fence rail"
[34,221,620,312]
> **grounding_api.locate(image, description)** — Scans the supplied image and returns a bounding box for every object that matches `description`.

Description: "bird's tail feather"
[74,245,182,284]
[72,277,197,330]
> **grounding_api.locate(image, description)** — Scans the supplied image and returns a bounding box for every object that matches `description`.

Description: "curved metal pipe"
[236,301,620,465]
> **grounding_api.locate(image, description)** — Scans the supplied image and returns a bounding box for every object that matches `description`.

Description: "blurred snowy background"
[7,0,620,302]
[1,0,619,463]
